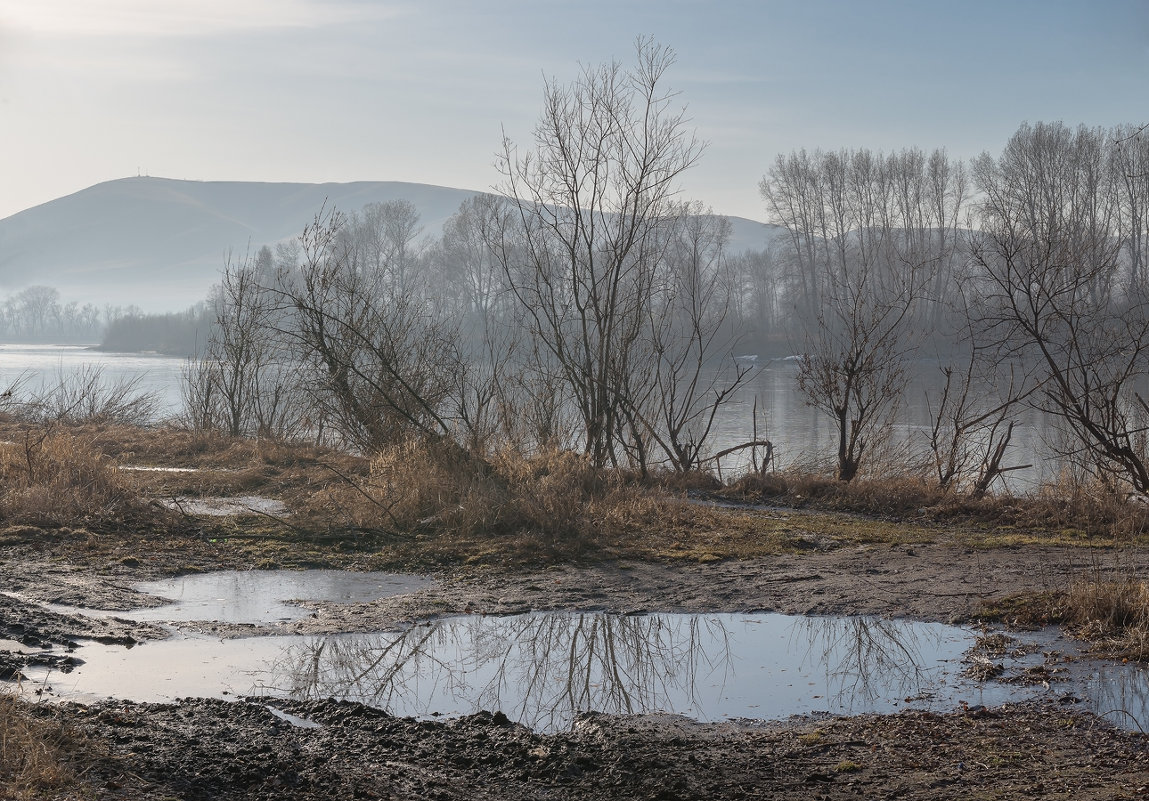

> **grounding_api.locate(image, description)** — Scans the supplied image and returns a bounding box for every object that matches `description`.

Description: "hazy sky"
[1,0,1146,221]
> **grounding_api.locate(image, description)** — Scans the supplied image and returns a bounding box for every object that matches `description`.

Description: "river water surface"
[1,345,1057,488]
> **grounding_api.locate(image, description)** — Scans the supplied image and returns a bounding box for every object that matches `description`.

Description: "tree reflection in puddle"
[32,610,1127,731]
[253,613,994,730]
[793,616,949,709]
[1087,663,1149,732]
[256,613,734,731]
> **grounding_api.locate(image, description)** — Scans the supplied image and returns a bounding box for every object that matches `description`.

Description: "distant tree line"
[0,285,210,355]
[98,305,212,356]
[0,286,105,343]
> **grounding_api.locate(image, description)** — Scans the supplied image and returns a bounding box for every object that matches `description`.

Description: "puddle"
[120,466,202,473]
[159,496,289,516]
[66,570,433,625]
[21,610,1145,732]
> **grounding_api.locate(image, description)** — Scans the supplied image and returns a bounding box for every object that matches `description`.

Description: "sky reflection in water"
[27,610,1106,733]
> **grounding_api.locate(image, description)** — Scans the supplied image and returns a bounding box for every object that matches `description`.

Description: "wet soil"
[2,541,1141,640]
[4,534,1149,798]
[30,698,1149,800]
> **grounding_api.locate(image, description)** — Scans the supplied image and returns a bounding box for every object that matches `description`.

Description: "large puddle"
[12,571,1149,732]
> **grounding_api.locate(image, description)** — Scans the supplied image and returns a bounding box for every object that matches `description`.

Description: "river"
[0,343,186,414]
[0,344,1055,489]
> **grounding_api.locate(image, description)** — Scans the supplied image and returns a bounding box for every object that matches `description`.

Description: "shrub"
[25,365,160,427]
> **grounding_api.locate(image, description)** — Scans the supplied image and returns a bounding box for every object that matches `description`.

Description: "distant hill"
[0,177,780,311]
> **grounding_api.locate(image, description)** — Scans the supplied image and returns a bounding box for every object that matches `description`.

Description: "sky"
[0,0,1146,222]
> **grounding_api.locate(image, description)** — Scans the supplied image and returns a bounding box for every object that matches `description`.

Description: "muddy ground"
[1,539,1142,639]
[4,534,1149,798]
[20,698,1149,800]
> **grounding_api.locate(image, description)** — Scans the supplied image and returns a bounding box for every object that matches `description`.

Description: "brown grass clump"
[723,471,943,517]
[295,441,653,563]
[0,693,99,799]
[367,443,621,539]
[723,467,1149,547]
[978,591,1067,628]
[0,431,147,527]
[1064,576,1149,660]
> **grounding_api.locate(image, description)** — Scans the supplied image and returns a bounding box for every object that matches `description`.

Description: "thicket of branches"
[185,40,756,481]
[176,38,1149,496]
[759,121,1149,491]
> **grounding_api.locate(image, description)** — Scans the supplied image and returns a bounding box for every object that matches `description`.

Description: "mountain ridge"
[0,176,779,311]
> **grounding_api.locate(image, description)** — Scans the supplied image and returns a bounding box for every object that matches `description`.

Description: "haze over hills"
[0,177,779,312]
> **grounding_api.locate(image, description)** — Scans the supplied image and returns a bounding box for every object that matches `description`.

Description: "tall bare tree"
[431,195,516,320]
[1112,123,1149,295]
[494,37,705,470]
[184,247,309,438]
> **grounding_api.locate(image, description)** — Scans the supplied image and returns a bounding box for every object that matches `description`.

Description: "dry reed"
[0,431,143,526]
[0,693,96,799]
[1065,577,1149,660]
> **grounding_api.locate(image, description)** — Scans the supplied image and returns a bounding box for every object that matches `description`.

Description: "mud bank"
[5,537,1149,799]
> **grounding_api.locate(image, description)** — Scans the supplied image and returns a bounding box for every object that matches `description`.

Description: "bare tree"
[275,208,461,452]
[925,337,1034,495]
[342,200,426,296]
[970,121,1149,493]
[759,149,827,320]
[432,195,515,320]
[762,147,966,480]
[494,37,706,470]
[185,247,306,438]
[724,247,781,352]
[1112,123,1149,295]
[203,252,265,436]
[797,255,921,481]
[636,205,759,472]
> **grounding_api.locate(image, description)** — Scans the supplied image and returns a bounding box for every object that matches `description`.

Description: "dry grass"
[284,441,944,567]
[1064,576,1149,660]
[3,415,1149,572]
[724,472,948,516]
[979,576,1149,659]
[723,468,1149,547]
[296,443,635,561]
[0,693,99,799]
[0,430,149,527]
[0,417,369,509]
[978,591,1067,628]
